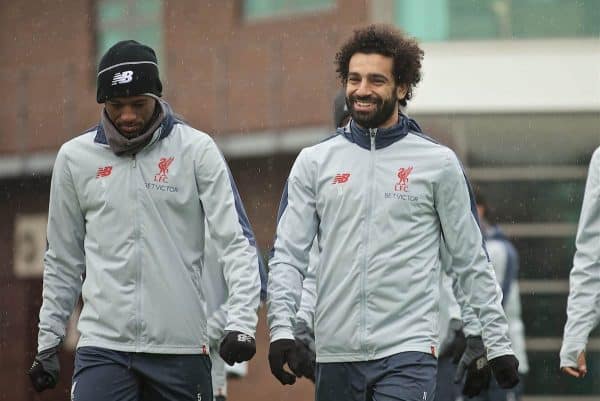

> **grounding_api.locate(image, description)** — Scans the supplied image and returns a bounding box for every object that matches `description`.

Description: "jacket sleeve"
[195,138,261,337]
[207,303,228,348]
[203,174,266,345]
[37,146,86,352]
[268,149,319,341]
[561,147,600,367]
[435,150,512,360]
[452,274,483,337]
[440,239,483,337]
[296,241,319,332]
[202,238,228,347]
[438,241,462,338]
[227,172,268,303]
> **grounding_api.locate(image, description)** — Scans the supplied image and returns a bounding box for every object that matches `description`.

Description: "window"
[474,180,585,224]
[96,0,163,69]
[513,237,576,280]
[243,0,334,20]
[394,0,600,41]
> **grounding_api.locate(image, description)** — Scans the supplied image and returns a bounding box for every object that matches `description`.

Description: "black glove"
[289,339,316,382]
[268,339,297,385]
[489,354,520,389]
[454,336,491,397]
[291,320,316,382]
[27,347,60,392]
[219,331,256,366]
[439,319,466,362]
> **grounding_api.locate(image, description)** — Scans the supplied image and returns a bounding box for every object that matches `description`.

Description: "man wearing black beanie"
[27,40,263,401]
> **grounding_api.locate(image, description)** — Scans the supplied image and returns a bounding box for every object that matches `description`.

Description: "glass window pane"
[521,293,600,339]
[244,0,333,19]
[448,0,499,40]
[96,0,163,69]
[472,180,585,223]
[521,294,598,337]
[512,0,600,39]
[133,0,161,17]
[131,27,161,45]
[98,2,127,23]
[395,0,449,41]
[513,237,575,280]
[394,0,600,41]
[295,0,332,12]
[246,0,273,17]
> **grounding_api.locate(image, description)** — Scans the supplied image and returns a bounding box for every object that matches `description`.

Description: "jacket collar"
[337,112,423,150]
[94,99,176,145]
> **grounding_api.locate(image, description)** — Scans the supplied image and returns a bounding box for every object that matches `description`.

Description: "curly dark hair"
[335,24,424,107]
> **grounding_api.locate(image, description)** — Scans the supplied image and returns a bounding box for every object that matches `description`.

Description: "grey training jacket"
[268,117,513,363]
[561,146,600,367]
[38,103,261,354]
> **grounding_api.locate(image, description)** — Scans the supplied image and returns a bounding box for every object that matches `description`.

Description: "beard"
[346,91,398,129]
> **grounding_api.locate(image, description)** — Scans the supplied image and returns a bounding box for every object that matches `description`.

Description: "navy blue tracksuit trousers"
[72,346,212,401]
[315,351,437,401]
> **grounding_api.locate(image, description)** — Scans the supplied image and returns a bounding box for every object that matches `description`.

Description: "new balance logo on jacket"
[332,173,351,184]
[111,70,134,85]
[96,166,112,179]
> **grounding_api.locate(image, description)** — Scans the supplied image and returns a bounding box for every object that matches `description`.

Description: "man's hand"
[291,319,316,382]
[439,319,466,363]
[27,347,60,393]
[562,351,587,378]
[454,336,491,397]
[219,331,256,366]
[268,339,297,385]
[289,340,316,382]
[489,354,520,388]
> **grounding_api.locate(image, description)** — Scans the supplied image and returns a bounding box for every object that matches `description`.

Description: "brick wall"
[0,0,369,154]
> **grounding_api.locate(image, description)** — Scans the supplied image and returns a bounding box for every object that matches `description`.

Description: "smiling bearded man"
[267,24,520,401]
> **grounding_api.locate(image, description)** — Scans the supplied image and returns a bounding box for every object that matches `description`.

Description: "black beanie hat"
[96,40,162,103]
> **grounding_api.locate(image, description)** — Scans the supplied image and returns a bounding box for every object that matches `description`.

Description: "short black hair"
[474,187,487,208]
[335,24,424,107]
[474,186,494,222]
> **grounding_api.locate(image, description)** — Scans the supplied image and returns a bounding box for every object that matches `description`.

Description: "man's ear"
[396,84,408,101]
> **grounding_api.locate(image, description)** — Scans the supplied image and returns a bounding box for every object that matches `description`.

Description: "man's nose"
[120,106,136,121]
[355,79,371,96]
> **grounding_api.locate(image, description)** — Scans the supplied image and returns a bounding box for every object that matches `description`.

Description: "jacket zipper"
[361,128,377,357]
[131,153,141,349]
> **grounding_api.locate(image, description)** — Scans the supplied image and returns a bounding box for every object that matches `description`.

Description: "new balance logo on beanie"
[237,333,253,344]
[96,40,162,103]
[111,71,134,85]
